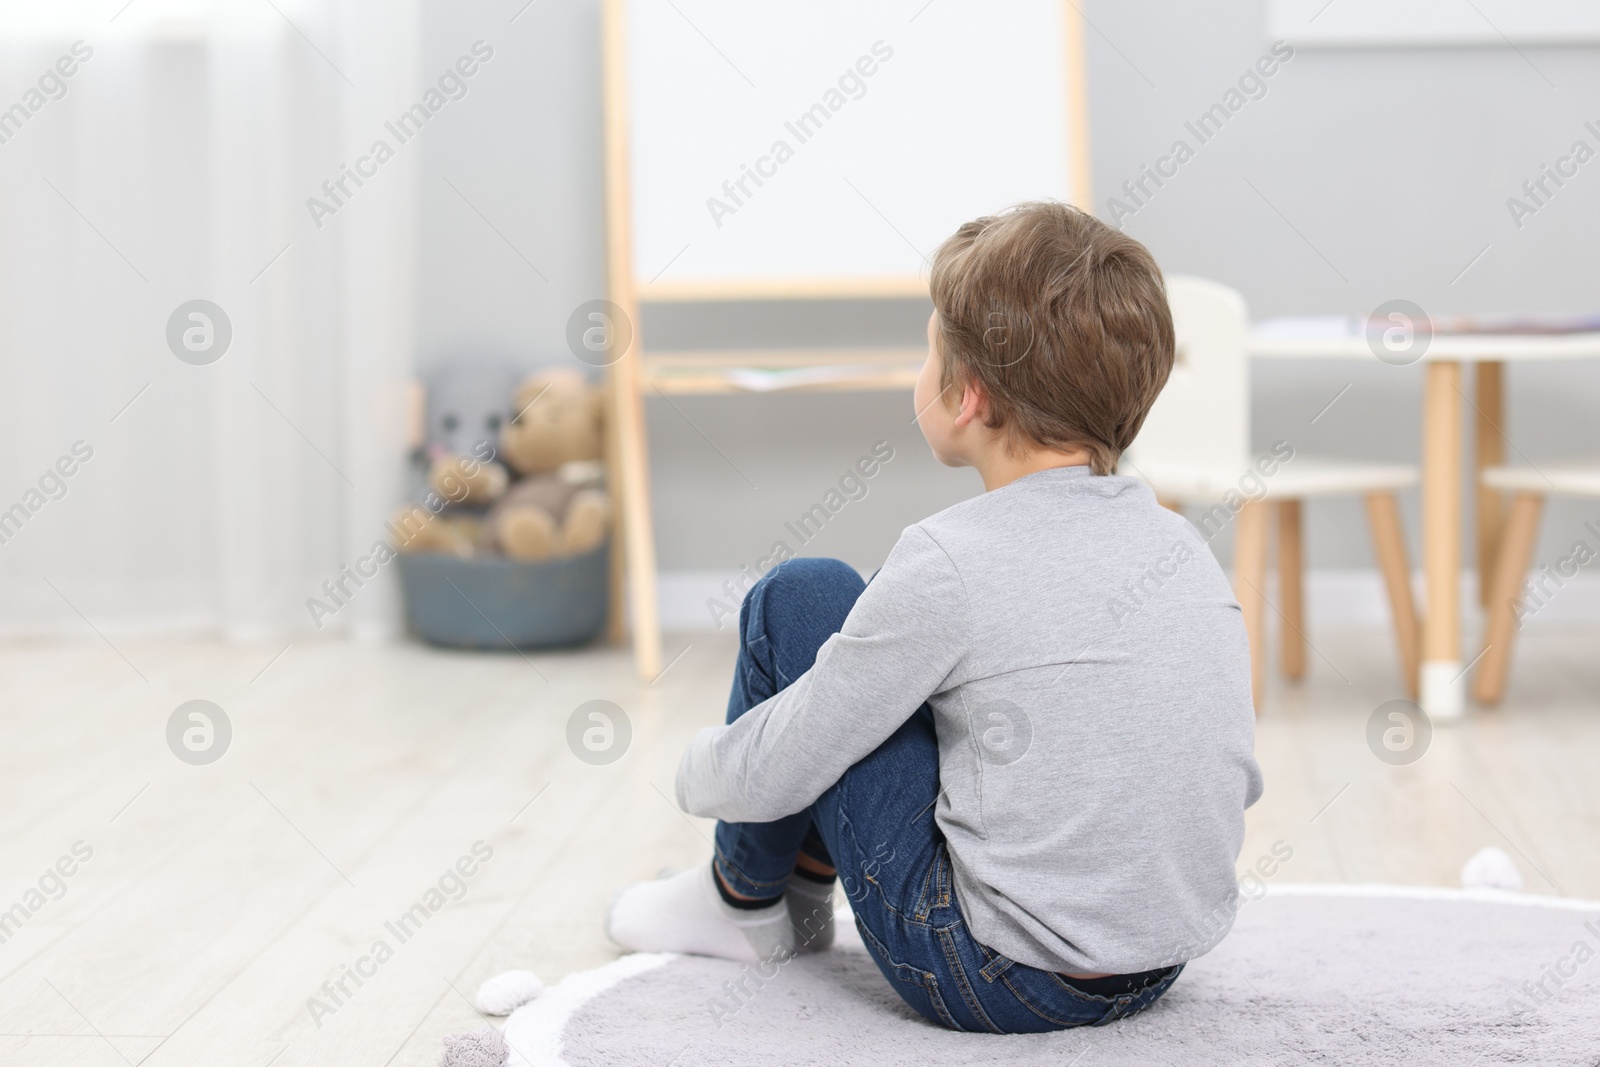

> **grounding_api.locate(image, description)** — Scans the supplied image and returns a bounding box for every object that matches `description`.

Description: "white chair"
[1124,276,1422,710]
[1473,466,1600,703]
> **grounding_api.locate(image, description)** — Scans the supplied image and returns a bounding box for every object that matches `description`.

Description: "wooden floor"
[0,620,1597,1065]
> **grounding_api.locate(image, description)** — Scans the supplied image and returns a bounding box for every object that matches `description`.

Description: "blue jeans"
[711,558,1183,1034]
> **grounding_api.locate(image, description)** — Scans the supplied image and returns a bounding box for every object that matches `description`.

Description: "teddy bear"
[391,363,610,562]
[489,367,611,560]
[389,361,517,558]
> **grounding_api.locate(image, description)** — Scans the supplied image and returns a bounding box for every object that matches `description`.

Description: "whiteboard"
[1270,0,1600,47]
[621,0,1088,297]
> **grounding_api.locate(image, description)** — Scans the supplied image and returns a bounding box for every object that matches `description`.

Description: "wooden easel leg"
[1421,361,1464,720]
[1473,492,1543,706]
[1277,499,1306,682]
[1365,491,1421,700]
[606,371,663,680]
[603,374,629,647]
[599,0,662,680]
[1475,361,1505,608]
[1234,501,1271,713]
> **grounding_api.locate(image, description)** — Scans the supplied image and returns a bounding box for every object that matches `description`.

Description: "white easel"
[598,0,1094,676]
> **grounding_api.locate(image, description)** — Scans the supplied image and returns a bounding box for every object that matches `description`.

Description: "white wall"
[415,0,604,370]
[1094,0,1600,583]
[416,0,1600,596]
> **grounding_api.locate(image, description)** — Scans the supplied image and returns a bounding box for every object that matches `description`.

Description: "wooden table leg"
[1473,492,1544,705]
[1277,499,1306,681]
[1234,501,1271,713]
[1365,492,1420,700]
[1421,361,1464,719]
[1475,362,1505,608]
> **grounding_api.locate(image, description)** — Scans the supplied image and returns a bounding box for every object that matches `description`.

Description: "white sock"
[606,865,794,964]
[785,876,835,952]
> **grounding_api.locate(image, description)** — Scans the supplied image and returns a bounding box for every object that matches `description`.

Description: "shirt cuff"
[674,726,721,816]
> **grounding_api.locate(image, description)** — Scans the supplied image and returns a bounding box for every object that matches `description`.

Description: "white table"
[1247,316,1600,720]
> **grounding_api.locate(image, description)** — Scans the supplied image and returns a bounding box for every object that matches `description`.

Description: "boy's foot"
[785,876,835,952]
[605,865,794,964]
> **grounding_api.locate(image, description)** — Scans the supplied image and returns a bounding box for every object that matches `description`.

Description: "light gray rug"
[502,886,1600,1066]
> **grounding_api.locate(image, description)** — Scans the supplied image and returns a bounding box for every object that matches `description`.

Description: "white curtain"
[0,0,418,642]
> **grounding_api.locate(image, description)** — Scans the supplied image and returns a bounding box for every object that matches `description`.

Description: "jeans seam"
[854,914,961,1031]
[914,844,953,920]
[1046,972,1117,1002]
[836,789,877,909]
[712,847,789,894]
[1103,993,1137,1023]
[1001,971,1103,1027]
[713,861,789,893]
[836,796,926,927]
[938,923,1001,1034]
[924,975,960,1031]
[742,631,776,697]
[847,864,938,929]
[913,859,937,921]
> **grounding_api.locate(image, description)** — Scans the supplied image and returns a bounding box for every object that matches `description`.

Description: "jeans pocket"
[1027,964,1182,1027]
[1000,970,1118,1028]
[854,915,961,1031]
[1105,964,1184,1022]
[911,844,953,921]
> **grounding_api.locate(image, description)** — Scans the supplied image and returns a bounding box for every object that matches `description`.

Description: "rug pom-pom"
[1461,846,1523,891]
[440,1026,508,1067]
[475,969,544,1016]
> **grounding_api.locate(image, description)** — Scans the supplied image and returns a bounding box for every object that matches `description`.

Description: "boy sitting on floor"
[608,201,1263,1033]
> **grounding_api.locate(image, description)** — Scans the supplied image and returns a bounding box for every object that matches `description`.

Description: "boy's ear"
[954,378,990,428]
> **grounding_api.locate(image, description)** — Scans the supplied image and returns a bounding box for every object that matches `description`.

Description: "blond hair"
[929,201,1175,475]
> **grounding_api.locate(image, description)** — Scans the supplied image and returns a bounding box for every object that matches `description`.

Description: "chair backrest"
[1124,275,1250,472]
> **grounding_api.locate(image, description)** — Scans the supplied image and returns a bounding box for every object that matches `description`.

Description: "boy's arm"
[676,526,967,824]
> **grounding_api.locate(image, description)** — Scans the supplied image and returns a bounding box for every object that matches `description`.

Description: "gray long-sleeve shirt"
[677,465,1263,975]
